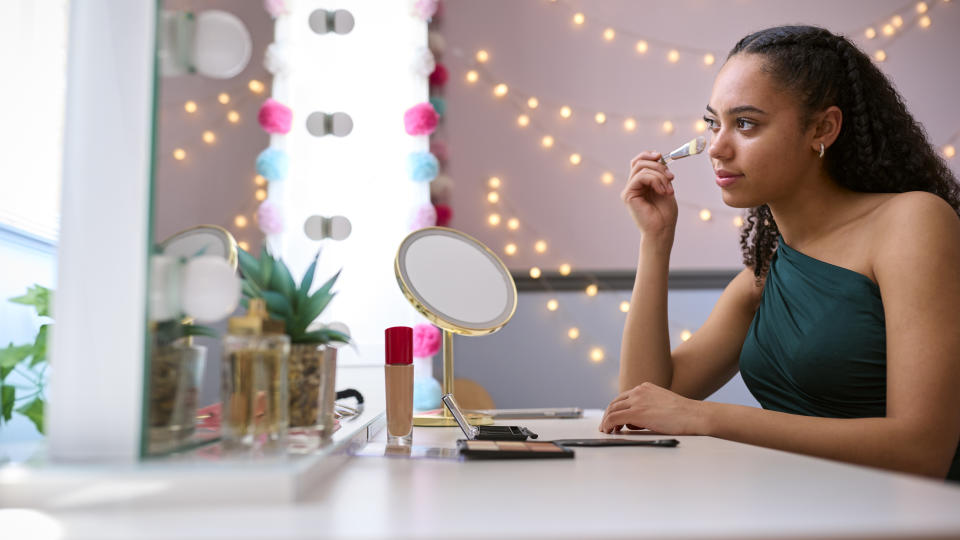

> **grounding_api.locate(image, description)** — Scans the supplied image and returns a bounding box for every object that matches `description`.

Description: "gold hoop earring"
[818,143,825,159]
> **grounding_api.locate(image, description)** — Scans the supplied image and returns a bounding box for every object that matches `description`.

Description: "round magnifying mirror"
[158,225,238,269]
[395,227,517,426]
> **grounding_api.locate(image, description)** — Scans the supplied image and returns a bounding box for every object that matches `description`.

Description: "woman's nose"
[707,130,731,161]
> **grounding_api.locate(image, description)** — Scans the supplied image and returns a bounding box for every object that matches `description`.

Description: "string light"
[238,241,250,251]
[488,176,502,189]
[493,83,509,97]
[227,111,240,123]
[624,118,637,131]
[173,148,186,160]
[542,135,555,148]
[585,284,598,297]
[919,15,931,27]
[619,301,630,313]
[217,93,230,104]
[202,130,216,144]
[466,70,479,83]
[518,114,530,127]
[572,12,585,25]
[662,120,675,134]
[476,49,489,63]
[594,112,607,124]
[635,40,648,54]
[530,267,542,279]
[504,243,517,256]
[488,213,501,226]
[507,218,520,230]
[569,153,582,165]
[255,189,267,201]
[680,330,692,342]
[535,240,547,253]
[695,119,707,132]
[865,27,877,39]
[184,101,198,113]
[589,347,605,363]
[568,327,580,340]
[560,106,572,118]
[882,24,895,36]
[917,1,929,13]
[944,145,956,158]
[874,50,887,62]
[733,216,744,227]
[601,172,614,185]
[487,191,500,203]
[248,79,265,93]
[235,215,248,228]
[527,97,539,109]
[603,28,615,41]
[703,53,715,66]
[559,263,571,276]
[892,14,904,27]
[547,299,559,311]
[699,209,712,221]
[254,174,267,186]
[667,49,680,63]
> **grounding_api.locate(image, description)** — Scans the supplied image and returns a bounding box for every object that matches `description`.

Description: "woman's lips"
[715,172,742,188]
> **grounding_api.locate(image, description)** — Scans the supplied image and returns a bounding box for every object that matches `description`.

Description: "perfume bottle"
[384,326,414,446]
[221,298,290,453]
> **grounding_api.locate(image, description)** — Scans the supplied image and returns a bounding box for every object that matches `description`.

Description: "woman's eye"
[736,118,756,130]
[702,116,719,130]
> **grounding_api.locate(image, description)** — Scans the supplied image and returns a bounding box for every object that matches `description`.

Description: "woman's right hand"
[622,151,678,237]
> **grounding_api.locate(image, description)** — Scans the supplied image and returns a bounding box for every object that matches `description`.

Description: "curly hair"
[727,25,960,281]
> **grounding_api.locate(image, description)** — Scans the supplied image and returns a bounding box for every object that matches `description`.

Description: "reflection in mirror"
[306,111,354,137]
[158,9,252,79]
[308,9,355,35]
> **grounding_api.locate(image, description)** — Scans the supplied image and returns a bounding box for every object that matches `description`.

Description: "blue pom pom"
[414,377,443,411]
[256,148,289,181]
[429,97,446,118]
[407,151,439,183]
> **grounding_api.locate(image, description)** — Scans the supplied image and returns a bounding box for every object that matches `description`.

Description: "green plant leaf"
[297,251,320,312]
[237,247,263,287]
[262,290,293,321]
[1,385,14,422]
[16,397,44,434]
[259,245,274,289]
[0,343,33,372]
[269,258,297,309]
[30,324,48,367]
[292,291,336,337]
[296,328,350,345]
[180,324,219,339]
[241,279,261,299]
[0,364,13,382]
[10,285,52,317]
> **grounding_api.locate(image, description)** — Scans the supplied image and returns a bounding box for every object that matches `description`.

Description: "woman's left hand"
[599,382,709,435]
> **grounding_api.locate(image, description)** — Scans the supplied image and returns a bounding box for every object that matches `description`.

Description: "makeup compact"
[442,394,538,441]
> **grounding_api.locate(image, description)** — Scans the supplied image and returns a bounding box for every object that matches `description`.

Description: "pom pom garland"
[411,46,436,77]
[435,204,452,226]
[409,203,438,230]
[411,0,439,20]
[429,63,448,87]
[428,31,446,57]
[256,200,284,235]
[429,96,446,118]
[256,148,289,181]
[258,98,293,134]
[404,102,439,135]
[413,377,442,411]
[264,42,291,75]
[263,0,288,18]
[407,151,439,183]
[413,323,442,357]
[429,140,448,164]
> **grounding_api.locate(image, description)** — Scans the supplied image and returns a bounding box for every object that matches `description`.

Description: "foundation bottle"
[384,326,414,446]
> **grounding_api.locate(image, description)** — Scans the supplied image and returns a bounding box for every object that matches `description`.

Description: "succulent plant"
[237,246,349,345]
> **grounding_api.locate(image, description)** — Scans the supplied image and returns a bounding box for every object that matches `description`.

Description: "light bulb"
[624,118,637,131]
[529,267,542,279]
[919,15,931,27]
[874,50,887,62]
[476,49,489,63]
[944,145,956,158]
[227,111,240,123]
[238,241,250,251]
[619,301,630,313]
[882,24,895,36]
[668,49,680,63]
[733,216,744,227]
[559,263,571,276]
[517,114,530,127]
[235,215,248,228]
[535,240,547,253]
[560,106,572,118]
[547,299,559,311]
[589,347,605,363]
[917,1,928,12]
[255,188,267,201]
[173,148,186,160]
[568,327,580,340]
[595,112,607,124]
[603,28,615,41]
[184,101,198,113]
[527,97,539,109]
[703,53,715,65]
[699,209,712,221]
[542,135,554,148]
[248,79,265,93]
[202,130,216,144]
[493,83,509,97]
[505,243,517,256]
[255,174,266,186]
[602,172,614,185]
[488,176,502,189]
[680,330,692,342]
[636,40,648,54]
[892,15,903,27]
[569,153,582,165]
[865,27,877,39]
[585,284,598,296]
[218,93,230,104]
[573,12,585,25]
[487,191,500,203]
[466,70,479,83]
[662,120,674,134]
[695,119,707,132]
[488,213,501,226]
[507,218,520,230]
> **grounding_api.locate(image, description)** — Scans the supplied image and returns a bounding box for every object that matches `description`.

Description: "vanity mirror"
[395,227,518,426]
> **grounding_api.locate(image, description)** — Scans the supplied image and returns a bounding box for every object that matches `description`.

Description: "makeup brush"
[659,136,706,165]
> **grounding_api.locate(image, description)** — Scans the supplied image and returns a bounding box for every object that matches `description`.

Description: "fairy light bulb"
[865,27,877,39]
[529,267,542,279]
[624,118,637,131]
[603,28,615,41]
[699,209,712,221]
[173,148,186,161]
[882,24,895,36]
[919,15,931,27]
[507,218,519,230]
[703,53,715,66]
[476,49,489,63]
[488,177,502,189]
[559,263,571,276]
[636,40,648,54]
[202,130,216,144]
[568,327,580,340]
[944,145,956,158]
[542,135,555,148]
[585,284,598,297]
[619,301,630,313]
[248,79,265,93]
[255,188,267,201]
[517,114,530,127]
[560,106,572,119]
[527,97,539,109]
[680,330,692,342]
[668,50,680,63]
[662,120,675,134]
[235,215,248,228]
[595,112,607,124]
[184,101,198,113]
[733,216,744,227]
[535,240,547,253]
[569,153,582,165]
[874,50,887,62]
[917,1,929,12]
[238,241,250,251]
[218,93,230,104]
[227,111,240,123]
[488,213,501,226]
[505,243,517,256]
[493,83,509,97]
[602,172,614,185]
[547,299,559,311]
[695,119,707,132]
[487,191,500,203]
[466,70,479,83]
[892,15,903,27]
[589,347,605,363]
[255,174,266,186]
[573,12,585,25]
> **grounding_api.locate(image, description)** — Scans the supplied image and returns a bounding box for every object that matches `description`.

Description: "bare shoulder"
[871,191,960,278]
[725,266,765,311]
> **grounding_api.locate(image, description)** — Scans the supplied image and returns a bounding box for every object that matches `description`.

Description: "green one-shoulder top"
[739,236,960,482]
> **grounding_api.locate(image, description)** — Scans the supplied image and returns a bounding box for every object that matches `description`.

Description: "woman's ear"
[811,105,842,151]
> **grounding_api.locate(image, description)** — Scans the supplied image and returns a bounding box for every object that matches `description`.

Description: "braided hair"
[727,25,960,281]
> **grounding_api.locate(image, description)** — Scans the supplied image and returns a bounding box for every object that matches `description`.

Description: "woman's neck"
[767,170,859,249]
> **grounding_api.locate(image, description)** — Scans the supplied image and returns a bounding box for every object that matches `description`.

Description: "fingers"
[625,166,674,197]
[630,151,662,168]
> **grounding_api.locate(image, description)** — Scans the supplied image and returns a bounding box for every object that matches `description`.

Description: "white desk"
[3,410,960,539]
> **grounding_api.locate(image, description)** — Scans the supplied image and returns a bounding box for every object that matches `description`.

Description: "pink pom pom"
[258,99,292,134]
[435,0,445,19]
[434,204,452,226]
[404,103,439,136]
[413,323,441,357]
[257,200,284,235]
[430,140,448,164]
[412,0,439,20]
[263,0,288,17]
[429,63,448,87]
[409,203,437,230]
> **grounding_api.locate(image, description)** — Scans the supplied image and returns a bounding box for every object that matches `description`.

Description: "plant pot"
[288,343,337,439]
[148,343,205,453]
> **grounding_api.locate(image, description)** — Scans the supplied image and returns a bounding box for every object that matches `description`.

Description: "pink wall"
[440,0,960,271]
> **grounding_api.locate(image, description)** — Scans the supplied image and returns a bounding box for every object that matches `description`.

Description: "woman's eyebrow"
[705,104,769,115]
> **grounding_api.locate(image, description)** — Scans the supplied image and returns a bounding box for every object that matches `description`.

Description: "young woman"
[600,25,960,481]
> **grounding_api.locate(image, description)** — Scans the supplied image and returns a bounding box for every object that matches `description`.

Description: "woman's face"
[705,53,814,208]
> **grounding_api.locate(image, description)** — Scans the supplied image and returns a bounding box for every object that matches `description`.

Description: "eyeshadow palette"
[457,439,575,460]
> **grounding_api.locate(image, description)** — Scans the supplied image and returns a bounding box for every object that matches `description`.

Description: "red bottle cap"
[385,326,413,365]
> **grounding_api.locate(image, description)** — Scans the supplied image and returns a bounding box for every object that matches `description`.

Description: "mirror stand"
[412,330,493,427]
